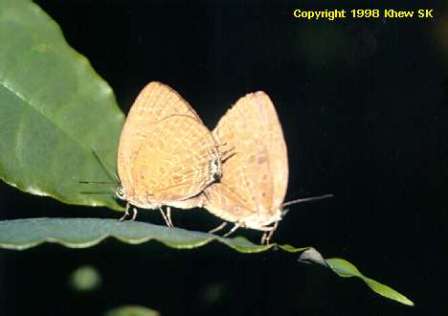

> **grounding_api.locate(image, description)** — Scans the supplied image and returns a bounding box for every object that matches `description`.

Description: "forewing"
[130,115,219,205]
[250,92,288,210]
[205,91,288,220]
[117,82,203,196]
[124,81,202,125]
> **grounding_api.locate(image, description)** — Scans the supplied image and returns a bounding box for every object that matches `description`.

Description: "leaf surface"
[0,0,123,209]
[0,217,414,306]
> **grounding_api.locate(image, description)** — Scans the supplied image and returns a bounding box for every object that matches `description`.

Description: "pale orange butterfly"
[192,91,332,244]
[116,81,223,226]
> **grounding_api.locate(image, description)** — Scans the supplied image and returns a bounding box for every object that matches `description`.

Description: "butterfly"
[192,91,332,244]
[116,82,223,226]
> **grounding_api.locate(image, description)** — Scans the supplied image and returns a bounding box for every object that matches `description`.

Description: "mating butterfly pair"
[116,82,330,244]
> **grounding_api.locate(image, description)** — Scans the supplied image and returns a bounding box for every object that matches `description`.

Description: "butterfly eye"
[116,187,126,200]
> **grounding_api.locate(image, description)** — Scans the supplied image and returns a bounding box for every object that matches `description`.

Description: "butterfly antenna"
[90,148,120,184]
[216,141,236,160]
[282,194,334,208]
[79,190,115,195]
[79,180,115,185]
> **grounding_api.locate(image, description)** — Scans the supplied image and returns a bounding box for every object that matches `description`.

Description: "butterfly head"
[115,186,126,200]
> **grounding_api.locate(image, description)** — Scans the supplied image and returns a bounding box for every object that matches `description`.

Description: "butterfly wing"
[117,82,219,208]
[130,115,219,207]
[204,91,288,228]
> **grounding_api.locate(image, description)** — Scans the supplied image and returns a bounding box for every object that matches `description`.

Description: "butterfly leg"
[208,222,227,234]
[221,147,236,163]
[201,190,210,205]
[260,221,279,245]
[131,207,138,221]
[215,141,236,164]
[223,223,241,238]
[119,203,131,221]
[260,232,268,245]
[158,207,173,228]
[166,206,174,227]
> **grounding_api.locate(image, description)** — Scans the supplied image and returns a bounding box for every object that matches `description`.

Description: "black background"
[1,1,447,315]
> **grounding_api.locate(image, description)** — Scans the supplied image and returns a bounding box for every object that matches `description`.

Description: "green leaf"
[0,218,413,307]
[105,306,160,316]
[326,258,415,306]
[298,248,414,306]
[0,218,272,253]
[0,0,124,209]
